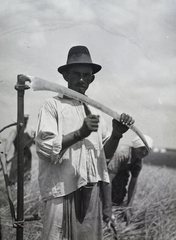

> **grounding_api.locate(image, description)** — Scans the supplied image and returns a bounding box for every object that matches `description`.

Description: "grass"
[112,164,176,240]
[0,146,43,240]
[1,146,176,240]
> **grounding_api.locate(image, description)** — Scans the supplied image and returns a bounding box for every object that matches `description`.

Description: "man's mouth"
[76,85,86,91]
[76,84,86,88]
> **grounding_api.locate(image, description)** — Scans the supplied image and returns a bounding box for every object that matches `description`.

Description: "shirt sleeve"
[35,98,63,161]
[108,145,130,173]
[108,151,122,173]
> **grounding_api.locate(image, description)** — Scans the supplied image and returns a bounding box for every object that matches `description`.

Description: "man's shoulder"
[108,145,131,173]
[116,145,131,156]
[45,95,61,102]
[114,145,131,165]
[118,145,130,151]
[42,95,63,106]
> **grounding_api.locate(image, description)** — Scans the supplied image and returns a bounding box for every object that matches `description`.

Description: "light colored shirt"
[35,95,110,201]
[108,145,142,177]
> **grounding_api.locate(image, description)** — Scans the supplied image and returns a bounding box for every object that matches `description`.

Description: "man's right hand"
[78,114,100,138]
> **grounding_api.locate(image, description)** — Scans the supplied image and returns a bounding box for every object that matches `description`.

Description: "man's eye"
[84,73,91,78]
[73,72,79,75]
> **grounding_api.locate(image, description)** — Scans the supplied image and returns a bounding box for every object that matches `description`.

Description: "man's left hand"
[112,113,135,137]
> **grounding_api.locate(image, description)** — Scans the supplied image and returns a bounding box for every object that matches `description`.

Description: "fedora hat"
[58,46,102,74]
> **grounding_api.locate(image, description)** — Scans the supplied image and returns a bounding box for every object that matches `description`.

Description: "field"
[0,146,176,240]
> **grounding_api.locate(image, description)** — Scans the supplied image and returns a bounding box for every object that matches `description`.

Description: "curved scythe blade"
[26,75,150,152]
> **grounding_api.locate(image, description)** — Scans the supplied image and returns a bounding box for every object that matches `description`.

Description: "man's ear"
[90,74,95,83]
[62,71,69,82]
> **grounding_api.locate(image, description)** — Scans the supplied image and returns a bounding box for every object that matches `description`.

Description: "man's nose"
[79,77,84,83]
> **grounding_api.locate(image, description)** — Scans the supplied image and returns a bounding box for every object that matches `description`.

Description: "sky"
[0,0,176,149]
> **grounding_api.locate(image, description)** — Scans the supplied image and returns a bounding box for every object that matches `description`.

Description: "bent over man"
[35,46,134,240]
[103,135,153,226]
[5,114,35,185]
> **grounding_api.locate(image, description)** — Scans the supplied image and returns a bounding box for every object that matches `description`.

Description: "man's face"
[134,146,149,159]
[65,64,94,94]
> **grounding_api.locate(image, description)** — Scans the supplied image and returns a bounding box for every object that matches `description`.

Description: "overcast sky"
[0,0,176,149]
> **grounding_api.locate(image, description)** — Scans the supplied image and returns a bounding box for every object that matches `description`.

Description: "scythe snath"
[0,75,30,240]
[14,75,31,240]
[14,75,40,240]
[0,75,40,240]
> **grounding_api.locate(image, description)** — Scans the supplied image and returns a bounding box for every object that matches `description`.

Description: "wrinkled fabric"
[108,145,142,177]
[41,184,103,240]
[41,197,63,240]
[35,96,110,201]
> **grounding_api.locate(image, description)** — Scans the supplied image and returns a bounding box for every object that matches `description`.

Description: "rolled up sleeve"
[35,98,62,161]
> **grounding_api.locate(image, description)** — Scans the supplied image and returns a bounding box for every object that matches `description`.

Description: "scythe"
[24,75,150,152]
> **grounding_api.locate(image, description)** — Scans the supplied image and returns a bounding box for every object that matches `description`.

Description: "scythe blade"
[26,75,150,152]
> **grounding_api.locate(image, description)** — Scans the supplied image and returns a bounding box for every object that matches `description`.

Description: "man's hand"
[112,113,134,138]
[78,114,100,139]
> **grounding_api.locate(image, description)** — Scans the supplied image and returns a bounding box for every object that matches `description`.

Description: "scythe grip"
[15,74,31,91]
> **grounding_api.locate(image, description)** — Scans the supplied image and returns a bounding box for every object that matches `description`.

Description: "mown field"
[0,146,176,240]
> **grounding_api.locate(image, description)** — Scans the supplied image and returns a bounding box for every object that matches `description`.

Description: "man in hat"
[35,45,135,240]
[5,114,35,185]
[102,135,153,226]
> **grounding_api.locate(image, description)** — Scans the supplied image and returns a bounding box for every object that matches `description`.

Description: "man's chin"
[76,88,86,95]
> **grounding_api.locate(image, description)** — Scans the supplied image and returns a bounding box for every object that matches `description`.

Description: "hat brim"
[58,63,102,74]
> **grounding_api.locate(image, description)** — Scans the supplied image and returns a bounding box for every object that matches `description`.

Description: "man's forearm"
[104,133,122,159]
[62,128,122,159]
[61,130,83,150]
[127,177,138,206]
